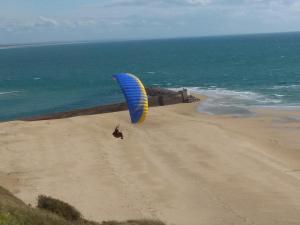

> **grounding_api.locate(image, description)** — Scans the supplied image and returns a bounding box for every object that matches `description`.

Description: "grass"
[0,186,166,225]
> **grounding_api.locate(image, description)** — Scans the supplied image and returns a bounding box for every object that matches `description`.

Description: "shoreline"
[1,85,299,123]
[22,87,200,121]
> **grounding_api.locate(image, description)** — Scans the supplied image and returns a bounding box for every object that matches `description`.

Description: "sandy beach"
[1,100,300,225]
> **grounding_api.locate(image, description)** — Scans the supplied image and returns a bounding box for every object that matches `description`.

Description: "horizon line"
[1,30,300,48]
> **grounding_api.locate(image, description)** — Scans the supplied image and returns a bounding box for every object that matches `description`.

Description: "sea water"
[1,32,300,121]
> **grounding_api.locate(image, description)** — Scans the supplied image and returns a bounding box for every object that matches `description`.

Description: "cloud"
[0,17,59,32]
[98,0,299,8]
[100,0,213,7]
[1,0,300,43]
[38,17,59,28]
[0,16,97,33]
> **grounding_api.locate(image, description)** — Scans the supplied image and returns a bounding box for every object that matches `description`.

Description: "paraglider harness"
[112,125,123,139]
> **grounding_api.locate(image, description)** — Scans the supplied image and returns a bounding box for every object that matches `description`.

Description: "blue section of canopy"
[113,73,148,124]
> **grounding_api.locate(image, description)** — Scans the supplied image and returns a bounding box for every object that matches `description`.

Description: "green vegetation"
[0,186,166,225]
[37,195,81,221]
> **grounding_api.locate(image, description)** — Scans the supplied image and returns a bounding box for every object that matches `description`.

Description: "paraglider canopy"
[113,73,148,124]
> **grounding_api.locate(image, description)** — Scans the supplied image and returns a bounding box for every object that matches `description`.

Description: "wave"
[182,87,282,104]
[171,87,299,116]
[269,84,300,90]
[0,91,21,96]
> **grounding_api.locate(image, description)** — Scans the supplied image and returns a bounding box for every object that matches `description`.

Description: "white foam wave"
[171,87,288,116]
[270,84,300,90]
[273,94,285,97]
[0,91,21,95]
[188,87,280,104]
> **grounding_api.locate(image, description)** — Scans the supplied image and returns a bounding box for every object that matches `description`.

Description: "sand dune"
[0,102,300,225]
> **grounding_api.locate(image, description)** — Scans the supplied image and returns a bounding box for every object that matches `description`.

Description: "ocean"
[1,32,300,121]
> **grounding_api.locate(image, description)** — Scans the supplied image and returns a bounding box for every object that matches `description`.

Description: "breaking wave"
[172,87,299,116]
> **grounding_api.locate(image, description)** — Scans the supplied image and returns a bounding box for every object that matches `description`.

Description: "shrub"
[37,195,81,221]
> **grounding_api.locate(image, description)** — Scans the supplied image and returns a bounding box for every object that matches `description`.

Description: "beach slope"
[0,103,300,225]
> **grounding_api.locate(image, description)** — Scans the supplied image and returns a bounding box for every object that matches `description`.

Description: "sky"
[1,0,300,44]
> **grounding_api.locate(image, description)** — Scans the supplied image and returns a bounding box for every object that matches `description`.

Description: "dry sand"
[0,100,300,225]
